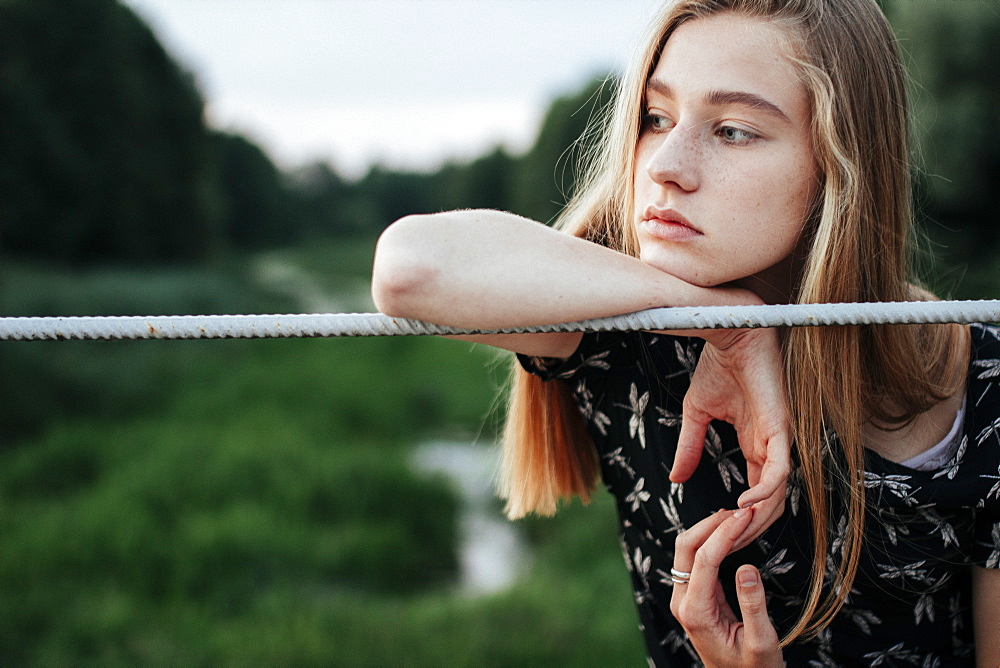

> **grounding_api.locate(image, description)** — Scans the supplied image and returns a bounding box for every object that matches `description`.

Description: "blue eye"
[642,113,671,133]
[718,125,757,144]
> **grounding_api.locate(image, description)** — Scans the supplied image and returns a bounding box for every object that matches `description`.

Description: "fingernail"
[733,508,745,519]
[738,567,759,588]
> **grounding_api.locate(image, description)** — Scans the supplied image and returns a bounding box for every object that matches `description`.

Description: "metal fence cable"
[2,300,999,341]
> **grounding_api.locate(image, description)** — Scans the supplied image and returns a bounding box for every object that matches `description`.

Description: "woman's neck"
[863,324,972,463]
[733,253,801,304]
[863,383,966,463]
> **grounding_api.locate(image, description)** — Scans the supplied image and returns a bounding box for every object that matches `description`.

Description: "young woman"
[371,0,1000,664]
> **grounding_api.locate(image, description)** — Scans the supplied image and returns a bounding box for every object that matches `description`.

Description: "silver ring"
[670,575,690,585]
[670,568,692,579]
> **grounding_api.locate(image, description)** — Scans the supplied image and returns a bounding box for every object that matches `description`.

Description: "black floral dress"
[519,323,1000,666]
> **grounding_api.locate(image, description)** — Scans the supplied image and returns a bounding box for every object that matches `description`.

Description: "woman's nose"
[644,124,700,192]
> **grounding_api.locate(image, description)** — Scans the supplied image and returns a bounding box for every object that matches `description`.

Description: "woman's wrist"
[646,270,766,345]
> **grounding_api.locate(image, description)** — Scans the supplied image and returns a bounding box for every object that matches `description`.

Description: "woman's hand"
[670,508,783,668]
[670,327,791,548]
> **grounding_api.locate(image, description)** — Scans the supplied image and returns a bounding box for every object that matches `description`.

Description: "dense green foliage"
[0,256,644,664]
[0,0,220,263]
[0,335,471,662]
[876,1,1000,305]
[884,0,1000,270]
[0,258,292,440]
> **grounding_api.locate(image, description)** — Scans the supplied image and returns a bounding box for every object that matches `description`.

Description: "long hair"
[497,0,967,646]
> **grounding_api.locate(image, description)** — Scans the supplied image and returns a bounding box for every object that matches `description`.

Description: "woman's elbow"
[371,215,441,317]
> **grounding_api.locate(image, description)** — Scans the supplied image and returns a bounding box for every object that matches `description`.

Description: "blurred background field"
[0,248,643,664]
[1,0,998,664]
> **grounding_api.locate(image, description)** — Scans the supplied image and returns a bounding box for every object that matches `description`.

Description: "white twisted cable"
[2,300,999,341]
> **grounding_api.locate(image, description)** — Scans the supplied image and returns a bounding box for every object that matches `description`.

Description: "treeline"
[1,0,997,279]
[0,0,610,266]
[882,0,1000,279]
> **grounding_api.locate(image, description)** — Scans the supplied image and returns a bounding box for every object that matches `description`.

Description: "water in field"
[412,441,529,595]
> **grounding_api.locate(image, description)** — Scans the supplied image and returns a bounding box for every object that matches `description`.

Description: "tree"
[511,77,616,224]
[0,0,223,264]
[213,132,293,249]
[884,0,1000,267]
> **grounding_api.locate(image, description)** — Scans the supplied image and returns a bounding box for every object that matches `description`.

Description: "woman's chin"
[638,254,721,288]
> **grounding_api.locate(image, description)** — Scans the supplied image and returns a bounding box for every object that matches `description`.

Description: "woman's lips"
[641,207,702,241]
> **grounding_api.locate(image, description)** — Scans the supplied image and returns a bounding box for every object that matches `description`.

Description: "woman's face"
[633,13,818,302]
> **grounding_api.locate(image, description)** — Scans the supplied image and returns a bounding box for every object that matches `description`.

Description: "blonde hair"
[498,0,966,646]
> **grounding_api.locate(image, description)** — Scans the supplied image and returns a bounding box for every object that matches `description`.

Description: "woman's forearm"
[371,209,758,330]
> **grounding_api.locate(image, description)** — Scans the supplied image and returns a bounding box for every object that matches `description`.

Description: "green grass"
[0,258,297,440]
[254,237,380,311]
[0,248,645,665]
[1,335,644,665]
[263,236,380,282]
[0,259,293,317]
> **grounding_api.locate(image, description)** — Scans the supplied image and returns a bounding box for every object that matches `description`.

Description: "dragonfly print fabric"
[519,324,1000,666]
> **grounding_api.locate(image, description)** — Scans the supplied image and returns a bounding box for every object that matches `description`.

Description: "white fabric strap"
[900,393,967,471]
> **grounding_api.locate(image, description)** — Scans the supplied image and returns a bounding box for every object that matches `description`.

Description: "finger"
[672,404,710,483]
[670,509,731,608]
[737,433,790,506]
[673,509,731,572]
[685,508,754,610]
[737,433,791,508]
[735,565,780,648]
[732,496,784,551]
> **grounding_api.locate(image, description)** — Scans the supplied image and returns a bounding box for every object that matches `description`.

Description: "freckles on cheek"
[758,158,814,225]
[782,174,816,221]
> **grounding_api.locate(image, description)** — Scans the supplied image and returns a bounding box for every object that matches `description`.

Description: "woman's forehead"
[648,13,808,123]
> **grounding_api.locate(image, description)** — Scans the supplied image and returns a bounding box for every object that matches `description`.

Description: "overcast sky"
[125,0,662,176]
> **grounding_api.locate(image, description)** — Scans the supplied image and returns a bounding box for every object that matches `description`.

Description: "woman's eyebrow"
[645,78,790,123]
[705,89,790,122]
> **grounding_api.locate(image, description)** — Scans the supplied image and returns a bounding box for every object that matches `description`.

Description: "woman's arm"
[373,209,791,516]
[375,208,789,525]
[973,565,1000,667]
[371,209,759,357]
